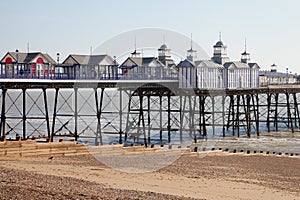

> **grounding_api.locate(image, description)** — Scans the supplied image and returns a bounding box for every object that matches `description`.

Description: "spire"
[187,33,197,62]
[190,33,193,50]
[241,37,250,63]
[219,32,222,41]
[244,37,247,53]
[131,36,140,57]
[134,36,136,51]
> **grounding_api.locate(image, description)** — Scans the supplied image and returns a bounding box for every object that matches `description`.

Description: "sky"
[1,0,300,73]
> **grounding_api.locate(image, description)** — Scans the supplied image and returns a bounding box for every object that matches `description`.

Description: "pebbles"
[0,165,197,200]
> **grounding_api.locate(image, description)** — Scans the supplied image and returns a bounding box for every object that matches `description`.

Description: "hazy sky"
[1,0,299,73]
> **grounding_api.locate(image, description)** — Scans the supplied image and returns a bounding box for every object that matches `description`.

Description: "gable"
[62,55,79,65]
[120,57,138,68]
[0,52,16,63]
[99,56,115,65]
[249,63,260,69]
[31,53,52,64]
[146,59,163,67]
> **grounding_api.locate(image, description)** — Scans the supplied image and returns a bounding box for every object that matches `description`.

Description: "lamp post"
[56,53,60,79]
[15,49,19,78]
[286,67,289,84]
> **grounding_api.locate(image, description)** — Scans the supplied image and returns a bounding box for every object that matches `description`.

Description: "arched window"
[36,57,44,77]
[5,57,12,64]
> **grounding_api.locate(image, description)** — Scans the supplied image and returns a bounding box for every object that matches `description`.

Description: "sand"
[0,152,299,200]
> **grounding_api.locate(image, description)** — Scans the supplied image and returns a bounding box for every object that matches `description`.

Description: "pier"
[0,78,299,146]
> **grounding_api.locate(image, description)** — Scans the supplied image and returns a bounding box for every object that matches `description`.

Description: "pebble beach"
[0,152,299,200]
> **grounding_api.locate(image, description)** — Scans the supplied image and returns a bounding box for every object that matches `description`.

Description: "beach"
[0,151,299,200]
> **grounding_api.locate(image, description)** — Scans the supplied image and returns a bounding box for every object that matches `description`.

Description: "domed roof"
[159,44,168,50]
[214,41,224,48]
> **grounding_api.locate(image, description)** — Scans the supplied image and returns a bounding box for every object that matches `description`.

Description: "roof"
[158,44,169,51]
[224,61,250,69]
[129,57,157,66]
[194,60,224,68]
[214,41,225,48]
[1,52,56,64]
[119,57,165,69]
[259,71,296,77]
[248,62,260,69]
[63,54,116,65]
[177,59,195,67]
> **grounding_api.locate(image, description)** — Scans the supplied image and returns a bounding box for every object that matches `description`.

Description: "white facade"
[224,62,254,88]
[195,60,225,89]
[178,37,260,89]
[259,71,297,86]
[178,60,197,89]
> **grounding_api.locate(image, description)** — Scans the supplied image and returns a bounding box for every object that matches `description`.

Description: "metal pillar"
[236,95,240,137]
[179,95,182,143]
[286,93,294,132]
[212,96,215,135]
[137,94,147,147]
[0,89,7,137]
[246,94,251,137]
[266,93,271,132]
[95,88,104,145]
[274,93,279,131]
[256,94,260,136]
[159,95,163,143]
[74,88,78,141]
[201,96,207,137]
[119,89,123,144]
[147,95,151,144]
[125,91,132,142]
[22,89,26,139]
[43,88,51,140]
[293,93,300,128]
[222,96,226,137]
[167,94,171,143]
[51,88,59,142]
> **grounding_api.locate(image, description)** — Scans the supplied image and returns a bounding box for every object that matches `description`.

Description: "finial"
[134,36,137,51]
[244,37,247,52]
[219,32,222,41]
[163,35,165,44]
[190,33,193,50]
